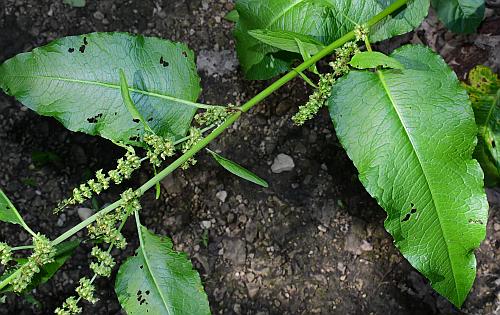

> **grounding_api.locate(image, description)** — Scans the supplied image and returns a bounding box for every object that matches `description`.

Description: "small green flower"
[55,296,82,315]
[194,107,231,126]
[90,247,115,277]
[292,73,335,126]
[31,233,56,266]
[12,260,39,293]
[0,242,12,265]
[354,24,369,42]
[76,277,98,304]
[144,133,176,167]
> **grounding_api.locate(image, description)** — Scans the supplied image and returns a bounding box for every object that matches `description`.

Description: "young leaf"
[208,149,268,188]
[464,66,500,186]
[119,69,154,134]
[224,9,239,23]
[431,0,485,34]
[248,29,325,55]
[63,0,86,7]
[328,45,488,307]
[233,0,430,79]
[0,33,201,146]
[0,189,33,235]
[115,226,210,315]
[0,240,80,293]
[349,51,404,70]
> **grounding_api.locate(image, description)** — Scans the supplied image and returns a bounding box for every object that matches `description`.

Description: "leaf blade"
[464,65,500,186]
[0,189,29,228]
[349,51,404,70]
[328,45,488,307]
[431,0,485,34]
[208,150,269,188]
[0,32,202,146]
[115,226,210,315]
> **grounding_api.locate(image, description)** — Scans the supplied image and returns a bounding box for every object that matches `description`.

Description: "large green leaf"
[328,45,488,307]
[115,225,210,315]
[431,0,485,34]
[0,32,201,146]
[464,66,500,186]
[233,0,430,79]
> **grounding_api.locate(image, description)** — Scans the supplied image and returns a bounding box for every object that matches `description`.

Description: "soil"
[0,1,500,314]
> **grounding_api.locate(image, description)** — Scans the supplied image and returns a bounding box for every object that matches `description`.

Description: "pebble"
[271,154,295,173]
[201,220,212,229]
[77,207,94,221]
[360,240,373,252]
[216,190,228,203]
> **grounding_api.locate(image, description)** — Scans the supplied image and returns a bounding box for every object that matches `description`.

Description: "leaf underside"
[209,150,269,187]
[329,45,488,307]
[464,66,500,186]
[0,32,201,146]
[233,0,430,79]
[115,226,210,315]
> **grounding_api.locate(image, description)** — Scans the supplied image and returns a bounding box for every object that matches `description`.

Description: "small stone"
[271,154,295,173]
[77,207,94,221]
[93,11,105,20]
[216,190,228,203]
[201,220,212,229]
[317,225,327,233]
[360,240,373,252]
[494,223,500,232]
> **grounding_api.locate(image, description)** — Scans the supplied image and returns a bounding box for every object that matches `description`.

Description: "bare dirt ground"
[0,1,500,314]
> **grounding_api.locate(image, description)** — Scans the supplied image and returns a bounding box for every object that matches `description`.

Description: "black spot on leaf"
[68,48,75,53]
[129,135,141,142]
[79,45,86,53]
[133,118,140,123]
[182,51,188,57]
[83,36,88,45]
[401,213,411,222]
[87,113,103,123]
[492,140,496,148]
[147,117,153,122]
[145,290,150,295]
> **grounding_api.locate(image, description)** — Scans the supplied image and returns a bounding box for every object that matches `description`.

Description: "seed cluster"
[11,234,56,293]
[292,41,360,126]
[194,106,231,126]
[87,189,141,249]
[90,247,116,277]
[144,133,176,167]
[75,277,98,304]
[354,24,369,42]
[181,127,203,169]
[0,242,12,265]
[56,149,141,213]
[54,297,81,315]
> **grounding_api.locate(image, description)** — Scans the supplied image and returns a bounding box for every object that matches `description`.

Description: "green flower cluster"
[56,149,141,213]
[354,24,369,42]
[90,247,116,277]
[194,107,231,126]
[292,73,335,125]
[181,127,203,170]
[0,242,12,265]
[292,42,360,126]
[76,277,98,304]
[329,42,361,77]
[12,234,56,293]
[144,133,176,167]
[54,297,81,315]
[87,189,141,249]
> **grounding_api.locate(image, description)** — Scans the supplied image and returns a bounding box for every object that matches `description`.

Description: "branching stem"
[0,0,409,291]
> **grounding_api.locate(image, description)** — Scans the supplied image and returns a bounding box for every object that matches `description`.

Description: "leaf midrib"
[375,70,460,299]
[137,226,172,315]
[3,74,204,109]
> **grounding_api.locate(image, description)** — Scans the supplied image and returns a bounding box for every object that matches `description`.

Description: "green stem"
[11,245,34,251]
[0,0,409,291]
